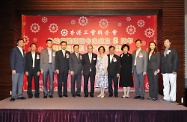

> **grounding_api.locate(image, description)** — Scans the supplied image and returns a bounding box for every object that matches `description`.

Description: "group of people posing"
[10,38,178,103]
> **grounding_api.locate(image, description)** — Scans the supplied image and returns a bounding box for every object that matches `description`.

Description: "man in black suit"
[55,41,70,98]
[10,38,26,101]
[161,38,178,102]
[69,44,83,97]
[82,45,97,97]
[25,43,40,98]
[107,46,120,97]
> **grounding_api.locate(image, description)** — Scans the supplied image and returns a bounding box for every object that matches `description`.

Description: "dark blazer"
[107,54,120,76]
[55,50,70,73]
[25,52,40,73]
[10,47,25,73]
[82,53,97,76]
[69,53,83,74]
[161,47,178,73]
[147,52,160,71]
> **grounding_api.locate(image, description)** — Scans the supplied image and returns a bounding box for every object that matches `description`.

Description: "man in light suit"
[10,38,26,101]
[82,45,97,97]
[55,41,70,98]
[132,39,148,100]
[40,39,56,98]
[25,43,40,98]
[69,44,83,97]
[161,39,178,102]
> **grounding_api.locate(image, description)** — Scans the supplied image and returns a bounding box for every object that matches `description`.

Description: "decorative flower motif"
[137,19,145,27]
[99,18,109,28]
[145,28,154,38]
[49,23,58,33]
[126,25,136,35]
[30,23,40,33]
[42,16,48,23]
[23,35,29,45]
[126,17,131,21]
[61,29,68,36]
[71,20,76,25]
[78,16,88,26]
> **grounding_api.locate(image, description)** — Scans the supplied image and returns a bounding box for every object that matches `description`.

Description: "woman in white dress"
[95,46,108,98]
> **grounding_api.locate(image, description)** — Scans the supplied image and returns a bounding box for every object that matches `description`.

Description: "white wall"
[185,0,187,88]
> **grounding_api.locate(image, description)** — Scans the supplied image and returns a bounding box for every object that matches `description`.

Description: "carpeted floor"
[0,92,186,110]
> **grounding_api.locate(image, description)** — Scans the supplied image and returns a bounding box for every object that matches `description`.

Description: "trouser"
[108,73,118,96]
[133,67,145,97]
[71,71,82,95]
[147,69,158,99]
[11,73,24,98]
[162,73,177,101]
[84,72,95,95]
[27,68,39,97]
[43,64,54,96]
[57,71,68,96]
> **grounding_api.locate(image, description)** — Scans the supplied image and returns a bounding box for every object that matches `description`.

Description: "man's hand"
[56,70,59,74]
[41,69,43,74]
[117,73,120,78]
[25,71,29,76]
[143,72,146,76]
[70,71,74,76]
[37,72,40,76]
[12,70,16,74]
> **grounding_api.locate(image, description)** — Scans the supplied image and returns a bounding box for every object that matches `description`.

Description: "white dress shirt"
[134,48,141,66]
[48,48,52,63]
[17,46,24,56]
[110,54,114,63]
[31,52,35,67]
[88,53,92,63]
[62,49,65,57]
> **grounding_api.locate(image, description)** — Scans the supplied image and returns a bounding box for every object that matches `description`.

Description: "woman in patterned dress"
[95,46,108,98]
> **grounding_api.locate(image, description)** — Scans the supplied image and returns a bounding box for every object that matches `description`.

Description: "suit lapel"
[16,47,24,58]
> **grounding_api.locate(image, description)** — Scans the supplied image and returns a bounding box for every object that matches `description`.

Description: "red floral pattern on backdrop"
[22,15,157,91]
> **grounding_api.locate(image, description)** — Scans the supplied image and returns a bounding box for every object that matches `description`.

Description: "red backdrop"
[22,15,157,91]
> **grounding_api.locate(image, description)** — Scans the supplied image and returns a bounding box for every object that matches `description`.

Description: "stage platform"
[0,92,187,122]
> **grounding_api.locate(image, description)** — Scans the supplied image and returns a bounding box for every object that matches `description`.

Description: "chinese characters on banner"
[22,15,157,91]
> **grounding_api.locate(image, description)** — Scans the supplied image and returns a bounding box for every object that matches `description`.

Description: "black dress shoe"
[152,98,157,101]
[63,95,68,97]
[49,95,53,98]
[43,96,47,98]
[140,97,144,100]
[90,94,94,97]
[108,94,113,97]
[28,96,33,99]
[10,98,15,101]
[17,97,26,100]
[72,95,76,97]
[84,94,88,97]
[35,96,40,98]
[77,94,81,97]
[59,95,63,98]
[134,96,140,99]
[147,97,151,100]
[115,95,118,98]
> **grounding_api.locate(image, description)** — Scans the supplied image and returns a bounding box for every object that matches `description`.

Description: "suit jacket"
[40,48,56,72]
[161,47,178,73]
[107,54,120,76]
[147,52,160,71]
[132,48,148,74]
[25,52,40,73]
[10,47,25,73]
[69,52,83,74]
[55,50,70,73]
[82,53,97,76]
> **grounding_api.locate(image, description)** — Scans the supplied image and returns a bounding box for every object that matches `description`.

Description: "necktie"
[89,53,92,63]
[164,49,168,57]
[76,53,79,59]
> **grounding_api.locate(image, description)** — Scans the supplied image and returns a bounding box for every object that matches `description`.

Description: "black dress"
[119,53,134,87]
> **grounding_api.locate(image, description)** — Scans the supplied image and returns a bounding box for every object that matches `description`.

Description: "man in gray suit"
[69,44,83,97]
[40,39,56,98]
[10,38,26,101]
[132,39,148,100]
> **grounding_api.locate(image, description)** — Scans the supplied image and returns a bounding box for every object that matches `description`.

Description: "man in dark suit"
[55,41,70,98]
[69,44,83,97]
[107,45,120,97]
[161,38,178,102]
[25,43,40,98]
[82,45,97,97]
[40,39,56,98]
[10,38,26,101]
[132,39,148,100]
